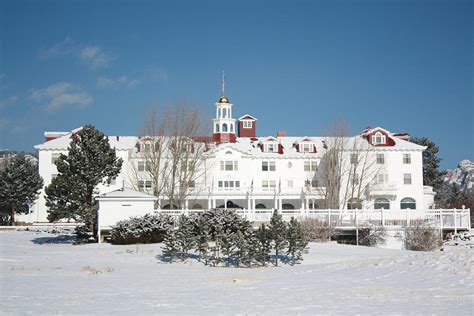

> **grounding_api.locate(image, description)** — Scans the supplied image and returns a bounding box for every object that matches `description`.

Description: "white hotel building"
[22,92,437,224]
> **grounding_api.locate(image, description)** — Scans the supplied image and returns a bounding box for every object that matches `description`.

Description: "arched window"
[222,108,227,118]
[218,108,221,118]
[222,123,228,132]
[282,203,295,210]
[191,204,203,210]
[374,198,390,209]
[215,124,219,132]
[400,198,416,210]
[373,132,386,145]
[230,124,234,132]
[347,198,362,210]
[255,203,267,209]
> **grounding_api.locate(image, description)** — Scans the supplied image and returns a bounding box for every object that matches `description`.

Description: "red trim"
[278,144,284,154]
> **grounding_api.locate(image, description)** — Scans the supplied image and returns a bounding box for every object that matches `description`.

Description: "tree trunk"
[10,208,15,226]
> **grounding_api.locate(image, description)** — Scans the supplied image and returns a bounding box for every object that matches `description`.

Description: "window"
[138,180,144,189]
[351,174,359,186]
[376,154,385,164]
[265,143,277,152]
[262,180,276,191]
[403,173,412,185]
[138,161,145,172]
[400,197,416,209]
[230,124,234,132]
[144,143,151,152]
[350,154,358,165]
[347,198,362,210]
[220,161,238,171]
[302,143,313,153]
[376,174,389,183]
[51,153,60,165]
[215,124,220,132]
[145,180,152,189]
[373,132,386,145]
[222,123,228,132]
[311,179,318,188]
[374,198,390,210]
[222,108,227,118]
[182,180,195,188]
[218,180,240,190]
[304,161,317,172]
[262,161,276,171]
[243,121,252,128]
[403,153,411,164]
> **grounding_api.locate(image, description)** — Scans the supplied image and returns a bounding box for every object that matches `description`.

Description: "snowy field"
[1,230,473,315]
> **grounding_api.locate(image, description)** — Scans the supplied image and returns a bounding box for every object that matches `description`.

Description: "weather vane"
[221,71,225,96]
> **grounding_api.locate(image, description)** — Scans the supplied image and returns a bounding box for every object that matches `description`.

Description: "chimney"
[393,133,410,141]
[277,131,287,137]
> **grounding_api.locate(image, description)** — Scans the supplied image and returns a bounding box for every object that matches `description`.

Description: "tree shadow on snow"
[31,234,77,245]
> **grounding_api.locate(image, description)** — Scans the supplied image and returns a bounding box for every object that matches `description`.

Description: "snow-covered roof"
[96,188,157,200]
[35,131,138,151]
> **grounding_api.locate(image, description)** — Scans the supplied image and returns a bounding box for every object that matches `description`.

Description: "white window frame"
[262,161,276,171]
[376,153,385,164]
[221,160,238,171]
[302,143,313,153]
[265,143,278,153]
[403,153,411,164]
[403,173,412,185]
[242,121,252,128]
[262,180,276,191]
[304,160,317,172]
[350,154,358,165]
[51,153,60,165]
[373,132,386,145]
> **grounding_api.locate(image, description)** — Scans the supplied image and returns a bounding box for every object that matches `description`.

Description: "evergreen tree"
[410,137,446,194]
[0,154,43,225]
[286,217,308,265]
[254,224,272,266]
[161,228,180,262]
[191,214,210,263]
[45,125,122,239]
[176,215,196,260]
[269,210,288,267]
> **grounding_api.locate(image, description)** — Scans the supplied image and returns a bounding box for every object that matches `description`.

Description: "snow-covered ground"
[1,230,473,315]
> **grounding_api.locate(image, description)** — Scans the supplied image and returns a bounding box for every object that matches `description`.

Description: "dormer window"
[373,132,386,145]
[302,143,312,153]
[265,143,277,152]
[243,121,252,128]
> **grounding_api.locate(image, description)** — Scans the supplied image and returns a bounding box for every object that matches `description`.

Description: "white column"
[184,199,189,210]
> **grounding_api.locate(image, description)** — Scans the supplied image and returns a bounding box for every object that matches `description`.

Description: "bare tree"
[318,120,382,210]
[163,104,211,209]
[130,102,212,209]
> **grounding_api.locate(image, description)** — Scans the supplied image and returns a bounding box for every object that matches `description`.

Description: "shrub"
[109,213,174,244]
[357,225,387,247]
[404,223,442,251]
[301,218,339,242]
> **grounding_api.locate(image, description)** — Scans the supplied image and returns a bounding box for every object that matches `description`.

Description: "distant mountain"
[0,149,38,169]
[444,160,474,193]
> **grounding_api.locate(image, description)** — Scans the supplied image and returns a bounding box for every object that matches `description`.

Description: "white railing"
[154,208,471,231]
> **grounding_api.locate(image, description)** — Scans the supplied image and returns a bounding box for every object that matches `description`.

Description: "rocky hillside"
[444,160,474,192]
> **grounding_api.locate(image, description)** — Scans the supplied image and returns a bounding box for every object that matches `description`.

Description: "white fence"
[154,208,471,231]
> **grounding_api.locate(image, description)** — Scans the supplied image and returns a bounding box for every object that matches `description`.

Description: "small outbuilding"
[96,188,157,243]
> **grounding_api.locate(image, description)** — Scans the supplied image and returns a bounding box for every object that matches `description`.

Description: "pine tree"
[254,224,272,266]
[176,215,196,260]
[410,137,446,194]
[0,154,43,225]
[191,214,210,263]
[269,210,288,267]
[45,125,122,239]
[162,228,180,263]
[286,217,308,265]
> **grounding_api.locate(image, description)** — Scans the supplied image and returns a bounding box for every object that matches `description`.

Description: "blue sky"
[0,0,472,169]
